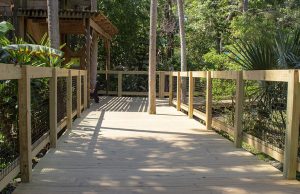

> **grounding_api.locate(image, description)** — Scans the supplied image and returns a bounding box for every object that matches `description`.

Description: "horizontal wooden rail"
[169,69,300,180]
[0,64,88,191]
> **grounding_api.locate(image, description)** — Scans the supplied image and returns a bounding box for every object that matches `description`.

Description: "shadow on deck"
[14,97,300,194]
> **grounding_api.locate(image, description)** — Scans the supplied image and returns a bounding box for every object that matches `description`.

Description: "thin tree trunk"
[243,0,248,12]
[148,0,157,114]
[47,0,60,49]
[177,0,187,103]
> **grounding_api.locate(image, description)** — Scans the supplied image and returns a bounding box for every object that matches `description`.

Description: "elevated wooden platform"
[14,97,300,194]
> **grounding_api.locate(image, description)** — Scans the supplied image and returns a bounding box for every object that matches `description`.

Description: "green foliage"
[202,49,240,70]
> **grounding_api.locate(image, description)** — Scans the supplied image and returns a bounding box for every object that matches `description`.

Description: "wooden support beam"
[188,71,194,119]
[159,72,165,98]
[169,73,173,105]
[206,71,212,130]
[85,19,91,108]
[283,70,300,179]
[67,70,72,130]
[49,68,57,148]
[83,72,88,109]
[18,66,32,183]
[89,19,112,41]
[118,72,122,97]
[177,72,181,111]
[77,71,81,118]
[234,71,244,148]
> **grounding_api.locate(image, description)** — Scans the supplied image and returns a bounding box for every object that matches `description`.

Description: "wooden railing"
[97,70,170,98]
[0,64,88,190]
[169,70,300,180]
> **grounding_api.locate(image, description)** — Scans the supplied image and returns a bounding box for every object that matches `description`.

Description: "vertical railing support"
[83,71,88,109]
[67,70,72,130]
[49,68,57,148]
[118,71,122,97]
[284,70,300,179]
[177,72,181,111]
[77,71,81,118]
[18,66,32,183]
[159,72,165,98]
[206,71,212,130]
[234,71,244,148]
[169,72,173,105]
[188,71,194,118]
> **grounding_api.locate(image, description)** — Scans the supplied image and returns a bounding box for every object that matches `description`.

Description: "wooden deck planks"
[14,97,300,194]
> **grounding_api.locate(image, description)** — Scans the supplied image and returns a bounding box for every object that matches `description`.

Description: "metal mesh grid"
[193,77,206,113]
[181,77,189,105]
[243,80,287,150]
[81,76,84,106]
[172,76,177,101]
[164,75,170,93]
[31,78,50,148]
[0,80,19,181]
[57,77,67,124]
[72,77,77,113]
[212,79,236,127]
[97,74,118,94]
[123,74,148,92]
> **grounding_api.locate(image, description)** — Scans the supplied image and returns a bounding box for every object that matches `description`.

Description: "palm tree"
[47,0,60,49]
[176,0,187,103]
[148,0,158,114]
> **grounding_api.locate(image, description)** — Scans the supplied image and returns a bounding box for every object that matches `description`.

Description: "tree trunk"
[47,0,60,49]
[177,0,187,103]
[148,0,157,114]
[243,0,248,12]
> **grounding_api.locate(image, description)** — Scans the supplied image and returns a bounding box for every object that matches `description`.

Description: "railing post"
[206,71,212,130]
[234,71,244,148]
[83,71,88,109]
[159,72,165,98]
[283,70,300,179]
[67,70,72,130]
[77,71,81,118]
[49,68,57,148]
[118,71,122,97]
[169,72,173,105]
[188,71,194,118]
[177,72,181,111]
[18,66,32,183]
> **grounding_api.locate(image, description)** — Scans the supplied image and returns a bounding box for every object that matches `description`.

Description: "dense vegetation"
[99,0,300,71]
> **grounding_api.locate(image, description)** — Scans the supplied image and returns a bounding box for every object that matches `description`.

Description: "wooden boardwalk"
[14,97,300,194]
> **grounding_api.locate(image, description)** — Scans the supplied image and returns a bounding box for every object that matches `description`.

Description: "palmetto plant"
[226,29,300,147]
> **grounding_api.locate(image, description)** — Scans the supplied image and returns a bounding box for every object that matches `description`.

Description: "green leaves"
[0,21,14,36]
[3,44,64,57]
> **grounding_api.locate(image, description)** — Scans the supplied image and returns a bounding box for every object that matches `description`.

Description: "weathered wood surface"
[14,97,300,194]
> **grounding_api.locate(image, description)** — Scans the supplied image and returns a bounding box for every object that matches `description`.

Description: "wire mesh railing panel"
[123,74,148,92]
[97,74,118,94]
[181,77,189,105]
[72,77,77,113]
[57,77,67,124]
[193,77,206,113]
[243,80,287,150]
[0,80,19,181]
[81,76,84,106]
[212,79,236,127]
[172,76,177,101]
[164,75,170,93]
[31,78,50,148]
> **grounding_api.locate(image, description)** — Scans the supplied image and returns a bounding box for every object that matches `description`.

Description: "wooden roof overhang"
[18,9,118,39]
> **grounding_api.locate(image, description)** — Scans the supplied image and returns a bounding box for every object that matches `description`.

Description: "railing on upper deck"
[0,64,88,191]
[169,70,300,180]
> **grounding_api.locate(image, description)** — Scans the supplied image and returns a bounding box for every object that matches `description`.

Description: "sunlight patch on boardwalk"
[14,97,300,194]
